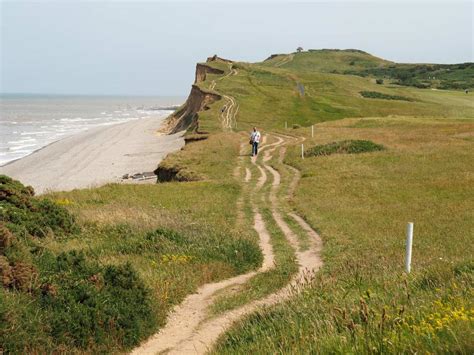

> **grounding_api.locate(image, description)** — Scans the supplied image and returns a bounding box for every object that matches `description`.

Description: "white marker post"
[301,144,304,159]
[405,222,414,273]
[311,125,314,138]
[285,121,288,129]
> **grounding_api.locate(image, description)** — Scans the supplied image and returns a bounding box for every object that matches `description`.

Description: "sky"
[1,0,472,96]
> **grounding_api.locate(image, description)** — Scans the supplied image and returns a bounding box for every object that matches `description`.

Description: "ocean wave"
[9,144,37,151]
[20,131,49,136]
[7,138,36,144]
[1,100,178,166]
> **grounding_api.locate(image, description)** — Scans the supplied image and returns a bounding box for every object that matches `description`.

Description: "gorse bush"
[344,62,474,90]
[0,176,156,352]
[306,140,385,157]
[0,175,78,237]
[1,251,156,352]
[39,252,155,349]
[360,91,414,101]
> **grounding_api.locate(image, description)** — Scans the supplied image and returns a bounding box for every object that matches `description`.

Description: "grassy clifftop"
[187,49,473,134]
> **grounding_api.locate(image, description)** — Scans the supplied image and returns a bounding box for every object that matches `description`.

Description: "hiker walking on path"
[250,127,261,156]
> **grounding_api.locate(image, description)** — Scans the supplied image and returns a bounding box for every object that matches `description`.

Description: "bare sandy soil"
[0,117,184,194]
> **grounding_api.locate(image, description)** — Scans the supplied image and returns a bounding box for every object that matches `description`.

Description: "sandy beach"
[0,117,184,194]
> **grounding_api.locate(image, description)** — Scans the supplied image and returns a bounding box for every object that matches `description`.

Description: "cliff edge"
[161,56,232,134]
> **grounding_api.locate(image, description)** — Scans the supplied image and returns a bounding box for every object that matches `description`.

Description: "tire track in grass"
[131,134,323,355]
[131,136,277,355]
[161,136,321,354]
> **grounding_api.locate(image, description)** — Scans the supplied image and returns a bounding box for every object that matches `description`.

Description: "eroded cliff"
[163,85,221,134]
[162,56,232,134]
[195,64,224,84]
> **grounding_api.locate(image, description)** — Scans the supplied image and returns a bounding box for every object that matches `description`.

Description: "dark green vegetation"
[0,175,78,238]
[263,49,473,90]
[305,139,385,157]
[0,176,154,351]
[360,90,414,101]
[346,62,474,90]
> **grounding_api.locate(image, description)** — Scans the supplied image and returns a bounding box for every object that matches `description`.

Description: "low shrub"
[0,176,156,352]
[39,252,155,349]
[360,91,414,101]
[0,175,78,237]
[306,140,385,157]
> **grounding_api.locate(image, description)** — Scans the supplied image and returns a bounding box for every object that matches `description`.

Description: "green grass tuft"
[306,139,385,157]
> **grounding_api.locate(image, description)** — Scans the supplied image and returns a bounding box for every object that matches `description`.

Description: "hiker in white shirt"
[250,127,261,156]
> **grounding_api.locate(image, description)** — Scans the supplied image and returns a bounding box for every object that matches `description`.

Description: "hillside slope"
[163,49,473,138]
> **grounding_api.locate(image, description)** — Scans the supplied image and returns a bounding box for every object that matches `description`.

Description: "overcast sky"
[1,0,472,96]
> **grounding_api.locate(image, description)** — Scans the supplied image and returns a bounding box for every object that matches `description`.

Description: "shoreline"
[0,113,171,168]
[0,116,185,194]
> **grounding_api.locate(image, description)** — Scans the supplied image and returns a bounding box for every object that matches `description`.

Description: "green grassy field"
[214,116,474,353]
[200,50,474,353]
[1,49,472,353]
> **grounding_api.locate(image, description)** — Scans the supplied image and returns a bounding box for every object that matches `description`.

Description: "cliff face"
[162,56,232,134]
[163,85,221,134]
[195,64,224,84]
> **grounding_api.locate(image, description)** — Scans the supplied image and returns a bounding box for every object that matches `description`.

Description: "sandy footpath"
[0,117,184,194]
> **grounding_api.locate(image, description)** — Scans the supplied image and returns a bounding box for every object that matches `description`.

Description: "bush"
[376,78,384,85]
[42,254,155,349]
[1,250,156,352]
[360,91,414,101]
[0,175,78,237]
[0,176,156,352]
[306,140,385,157]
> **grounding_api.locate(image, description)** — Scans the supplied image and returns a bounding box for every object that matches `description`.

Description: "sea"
[0,94,184,166]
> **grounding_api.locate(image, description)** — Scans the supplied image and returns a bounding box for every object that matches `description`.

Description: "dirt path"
[214,63,239,130]
[275,53,294,67]
[244,167,251,183]
[131,134,322,354]
[220,95,238,130]
[131,208,275,355]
